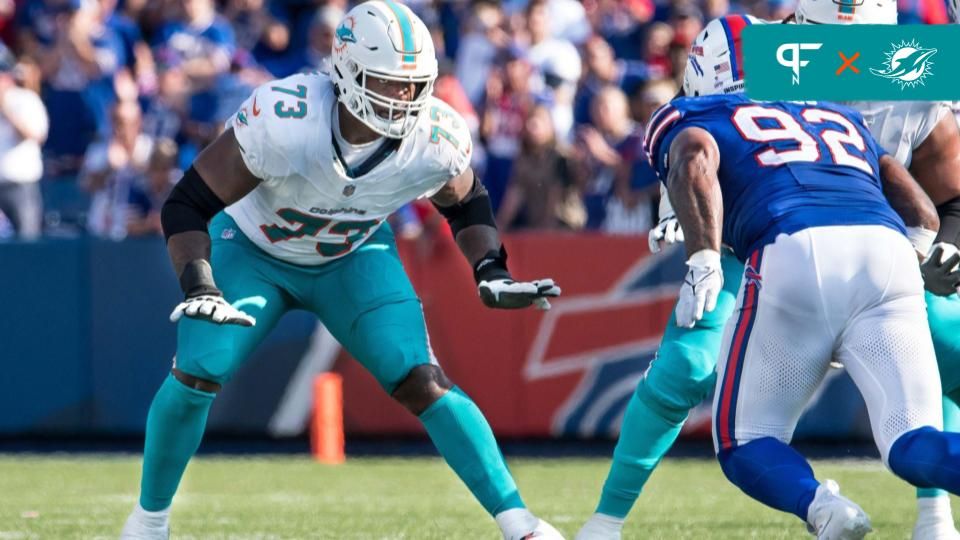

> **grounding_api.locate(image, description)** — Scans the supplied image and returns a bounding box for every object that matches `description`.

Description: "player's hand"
[478,278,561,310]
[921,242,960,296]
[170,294,257,326]
[648,216,684,254]
[676,249,723,328]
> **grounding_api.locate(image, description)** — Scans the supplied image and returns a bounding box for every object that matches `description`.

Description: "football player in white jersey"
[119,2,564,539]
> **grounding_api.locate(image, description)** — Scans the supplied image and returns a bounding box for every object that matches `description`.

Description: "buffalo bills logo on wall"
[523,246,688,437]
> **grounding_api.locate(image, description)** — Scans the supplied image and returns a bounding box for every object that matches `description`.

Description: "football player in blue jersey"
[578,15,768,540]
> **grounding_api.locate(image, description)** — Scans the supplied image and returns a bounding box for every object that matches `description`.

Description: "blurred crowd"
[0,0,950,241]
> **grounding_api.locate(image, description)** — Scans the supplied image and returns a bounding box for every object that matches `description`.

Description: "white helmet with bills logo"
[683,15,760,97]
[796,0,897,25]
[331,1,438,138]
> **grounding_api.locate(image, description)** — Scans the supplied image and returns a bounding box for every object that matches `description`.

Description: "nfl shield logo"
[343,184,356,197]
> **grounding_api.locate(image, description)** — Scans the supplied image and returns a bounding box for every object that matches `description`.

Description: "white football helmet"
[795,0,897,24]
[683,15,759,97]
[331,1,438,138]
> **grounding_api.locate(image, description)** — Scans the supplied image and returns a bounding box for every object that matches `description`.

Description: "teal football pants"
[595,252,744,518]
[174,214,428,390]
[139,213,525,516]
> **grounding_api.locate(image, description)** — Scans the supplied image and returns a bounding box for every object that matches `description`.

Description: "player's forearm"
[667,155,722,256]
[166,231,212,286]
[432,171,512,282]
[908,115,960,247]
[909,114,960,206]
[453,225,502,268]
[880,154,939,232]
[160,167,228,295]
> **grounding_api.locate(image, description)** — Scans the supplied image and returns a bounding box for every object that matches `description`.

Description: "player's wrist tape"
[161,166,227,241]
[935,195,960,249]
[473,245,511,284]
[907,226,938,257]
[179,259,222,298]
[432,174,498,237]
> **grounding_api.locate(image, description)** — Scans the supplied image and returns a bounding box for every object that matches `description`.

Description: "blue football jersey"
[644,94,906,261]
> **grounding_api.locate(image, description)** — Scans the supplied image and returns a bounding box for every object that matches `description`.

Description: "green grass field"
[0,454,939,539]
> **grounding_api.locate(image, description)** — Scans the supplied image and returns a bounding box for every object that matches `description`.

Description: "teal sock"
[139,374,215,511]
[596,381,687,518]
[918,391,960,499]
[419,387,524,515]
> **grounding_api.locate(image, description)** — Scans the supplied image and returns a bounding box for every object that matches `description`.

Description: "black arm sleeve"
[936,195,960,247]
[431,174,510,283]
[161,166,226,241]
[431,173,498,238]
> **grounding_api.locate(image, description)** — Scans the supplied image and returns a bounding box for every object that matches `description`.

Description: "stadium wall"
[0,234,873,441]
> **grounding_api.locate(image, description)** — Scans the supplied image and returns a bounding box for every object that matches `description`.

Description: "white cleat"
[519,519,566,540]
[496,508,567,540]
[807,479,872,540]
[913,520,960,540]
[119,504,170,540]
[913,496,960,540]
[575,512,624,540]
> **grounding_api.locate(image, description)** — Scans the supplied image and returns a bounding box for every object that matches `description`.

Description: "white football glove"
[921,242,960,296]
[170,295,257,327]
[648,185,684,254]
[676,249,723,328]
[648,216,684,254]
[478,278,561,310]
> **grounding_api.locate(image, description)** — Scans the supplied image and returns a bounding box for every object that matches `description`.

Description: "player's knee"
[887,426,947,485]
[716,438,784,482]
[172,366,222,393]
[640,343,717,415]
[391,364,453,415]
[173,340,242,385]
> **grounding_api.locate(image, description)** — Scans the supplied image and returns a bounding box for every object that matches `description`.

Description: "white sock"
[495,508,538,539]
[132,503,170,528]
[917,495,954,523]
[586,513,625,533]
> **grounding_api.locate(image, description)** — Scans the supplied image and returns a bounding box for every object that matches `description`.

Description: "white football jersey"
[226,72,472,265]
[846,100,951,167]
